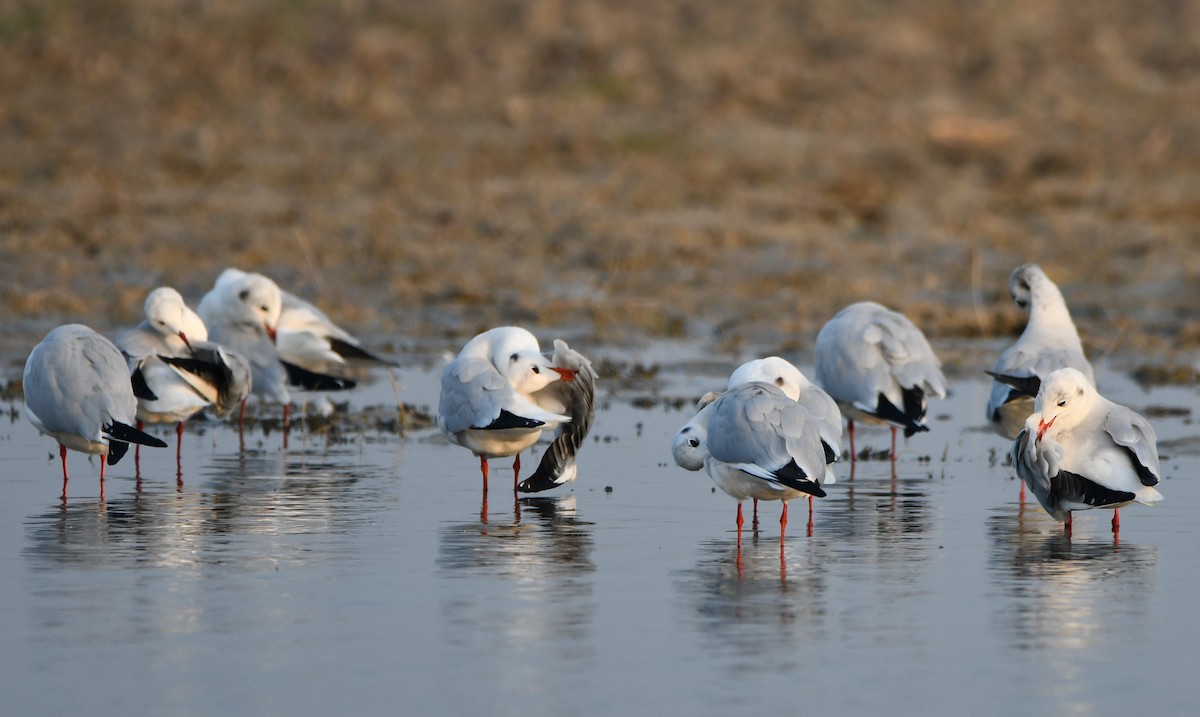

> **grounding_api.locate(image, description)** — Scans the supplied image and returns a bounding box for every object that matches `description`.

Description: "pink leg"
[1112,509,1120,532]
[480,455,490,493]
[512,453,521,490]
[1019,480,1025,502]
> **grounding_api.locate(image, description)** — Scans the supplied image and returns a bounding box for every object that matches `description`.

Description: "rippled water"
[1,348,1197,715]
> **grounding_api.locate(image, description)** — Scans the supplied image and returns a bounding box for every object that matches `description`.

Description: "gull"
[116,287,251,468]
[197,269,351,429]
[1012,368,1163,535]
[703,380,829,545]
[23,324,167,498]
[987,263,1095,439]
[215,268,395,375]
[438,327,583,493]
[814,301,947,459]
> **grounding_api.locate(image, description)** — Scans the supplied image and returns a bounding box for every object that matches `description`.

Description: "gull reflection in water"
[987,505,1158,652]
[437,495,596,664]
[674,536,829,670]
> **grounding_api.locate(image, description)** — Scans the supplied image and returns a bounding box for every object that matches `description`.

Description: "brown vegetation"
[2,1,1199,370]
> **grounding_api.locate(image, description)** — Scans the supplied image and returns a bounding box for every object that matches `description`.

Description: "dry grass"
[2,0,1200,368]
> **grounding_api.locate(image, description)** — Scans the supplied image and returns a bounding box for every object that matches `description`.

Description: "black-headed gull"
[1012,367,1163,534]
[116,287,250,468]
[197,269,351,429]
[814,301,947,459]
[987,264,1095,439]
[703,380,829,544]
[213,268,394,374]
[23,324,167,498]
[438,327,584,492]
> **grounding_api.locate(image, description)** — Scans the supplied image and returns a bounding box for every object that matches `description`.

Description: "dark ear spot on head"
[1076,387,1084,396]
[509,353,519,363]
[238,289,250,301]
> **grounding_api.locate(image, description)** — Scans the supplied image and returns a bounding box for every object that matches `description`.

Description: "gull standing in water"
[1012,367,1162,536]
[703,380,829,545]
[438,327,584,494]
[814,301,947,460]
[987,263,1095,439]
[116,287,250,473]
[23,324,167,499]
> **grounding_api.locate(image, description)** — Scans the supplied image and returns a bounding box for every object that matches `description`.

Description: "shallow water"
[1,348,1197,715]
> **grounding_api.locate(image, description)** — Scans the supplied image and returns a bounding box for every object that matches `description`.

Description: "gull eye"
[260,305,269,313]
[688,438,700,447]
[532,366,540,374]
[1057,399,1067,407]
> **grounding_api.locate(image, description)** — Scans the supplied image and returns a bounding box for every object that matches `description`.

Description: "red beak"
[265,324,277,343]
[1036,415,1056,442]
[551,367,577,382]
[178,331,193,352]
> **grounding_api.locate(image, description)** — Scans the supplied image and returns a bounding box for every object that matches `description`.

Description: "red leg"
[512,453,521,490]
[848,420,856,461]
[59,444,68,499]
[752,498,759,529]
[99,454,106,502]
[282,404,290,449]
[480,455,490,493]
[1019,480,1025,503]
[807,496,814,537]
[1111,509,1120,531]
[890,426,897,462]
[176,421,184,482]
[779,501,788,545]
[238,398,247,428]
[135,420,144,476]
[1065,511,1073,536]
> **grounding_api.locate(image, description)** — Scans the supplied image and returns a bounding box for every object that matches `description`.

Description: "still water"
[1,345,1196,715]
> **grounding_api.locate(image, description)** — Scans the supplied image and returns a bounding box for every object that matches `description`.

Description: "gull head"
[145,287,207,349]
[1034,367,1094,438]
[727,356,804,400]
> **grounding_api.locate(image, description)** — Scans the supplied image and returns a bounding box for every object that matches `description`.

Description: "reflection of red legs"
[512,453,521,490]
[1064,511,1073,537]
[59,444,68,501]
[513,493,521,525]
[480,455,490,493]
[480,488,489,524]
[1019,480,1025,503]
[736,502,744,543]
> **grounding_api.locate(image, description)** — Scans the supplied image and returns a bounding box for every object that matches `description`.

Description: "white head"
[727,356,804,400]
[671,399,715,471]
[1009,264,1063,312]
[220,272,283,339]
[1033,367,1096,441]
[466,326,571,395]
[145,287,208,348]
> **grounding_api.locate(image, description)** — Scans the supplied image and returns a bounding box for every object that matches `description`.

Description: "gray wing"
[707,383,825,482]
[24,325,137,438]
[799,384,843,461]
[1103,405,1161,486]
[519,340,597,493]
[438,355,513,435]
[1011,422,1066,520]
[870,308,947,398]
[207,319,288,403]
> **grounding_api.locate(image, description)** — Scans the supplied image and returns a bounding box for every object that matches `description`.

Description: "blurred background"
[2,0,1199,369]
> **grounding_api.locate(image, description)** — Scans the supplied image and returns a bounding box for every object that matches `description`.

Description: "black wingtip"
[281,361,358,391]
[130,366,158,401]
[106,440,129,465]
[985,371,1042,398]
[1053,470,1136,508]
[771,458,826,498]
[479,409,546,431]
[874,392,928,438]
[328,338,398,367]
[822,440,838,465]
[103,420,168,449]
[517,469,570,494]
